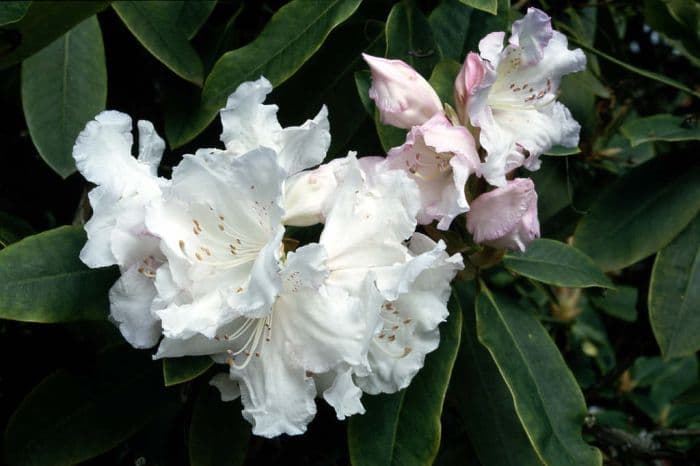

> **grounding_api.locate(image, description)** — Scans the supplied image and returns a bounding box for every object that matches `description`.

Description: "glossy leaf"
[189,385,249,466]
[459,0,498,15]
[429,58,461,104]
[163,356,214,387]
[590,286,638,322]
[385,1,439,78]
[504,239,613,289]
[21,16,106,178]
[273,19,385,159]
[4,346,176,466]
[112,1,204,85]
[620,114,700,146]
[0,226,117,323]
[476,285,602,466]
[649,215,700,359]
[452,281,542,466]
[166,0,362,148]
[428,0,472,61]
[348,308,462,466]
[0,1,30,26]
[0,1,109,69]
[176,0,217,39]
[574,157,700,271]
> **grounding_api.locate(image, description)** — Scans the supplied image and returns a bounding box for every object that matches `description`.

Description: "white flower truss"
[74,75,463,438]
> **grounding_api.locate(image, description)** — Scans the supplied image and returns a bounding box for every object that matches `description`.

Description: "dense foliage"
[0,1,698,465]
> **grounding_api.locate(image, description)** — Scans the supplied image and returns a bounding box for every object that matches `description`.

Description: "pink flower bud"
[466,178,540,252]
[453,52,485,125]
[362,53,442,129]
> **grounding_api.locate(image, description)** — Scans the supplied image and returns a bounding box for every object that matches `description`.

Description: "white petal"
[273,284,367,374]
[109,265,161,349]
[277,105,331,175]
[80,186,120,268]
[480,102,580,185]
[136,120,165,174]
[321,366,365,420]
[219,77,283,155]
[509,8,553,66]
[322,155,420,276]
[282,163,339,227]
[478,31,506,64]
[73,110,161,197]
[282,243,328,293]
[356,234,462,394]
[156,291,226,339]
[230,336,317,438]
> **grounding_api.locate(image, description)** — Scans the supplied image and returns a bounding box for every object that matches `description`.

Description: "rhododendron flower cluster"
[364,7,584,249]
[73,7,583,438]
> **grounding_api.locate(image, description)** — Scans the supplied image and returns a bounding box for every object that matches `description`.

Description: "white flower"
[315,155,463,408]
[145,148,287,339]
[73,111,167,348]
[219,77,330,177]
[155,243,380,438]
[456,7,586,186]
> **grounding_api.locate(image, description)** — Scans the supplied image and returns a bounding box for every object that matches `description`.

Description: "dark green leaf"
[476,285,602,466]
[354,70,373,116]
[176,0,217,39]
[0,1,30,26]
[112,1,204,85]
[0,211,33,249]
[458,0,497,15]
[4,346,177,466]
[189,385,249,466]
[504,239,613,289]
[452,281,542,466]
[464,0,510,52]
[620,114,700,146]
[274,19,385,159]
[0,226,117,323]
[567,36,700,99]
[166,0,362,148]
[385,1,439,77]
[0,1,109,69]
[574,157,700,271]
[649,215,700,359]
[163,356,214,387]
[675,384,700,406]
[429,58,461,104]
[428,0,472,61]
[348,308,462,466]
[590,286,638,322]
[21,16,106,178]
[375,109,407,152]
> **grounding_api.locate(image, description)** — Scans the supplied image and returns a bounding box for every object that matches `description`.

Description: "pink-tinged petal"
[454,52,486,123]
[467,178,539,251]
[509,8,553,66]
[479,101,581,186]
[478,31,506,64]
[466,10,585,183]
[386,113,480,229]
[363,53,442,129]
